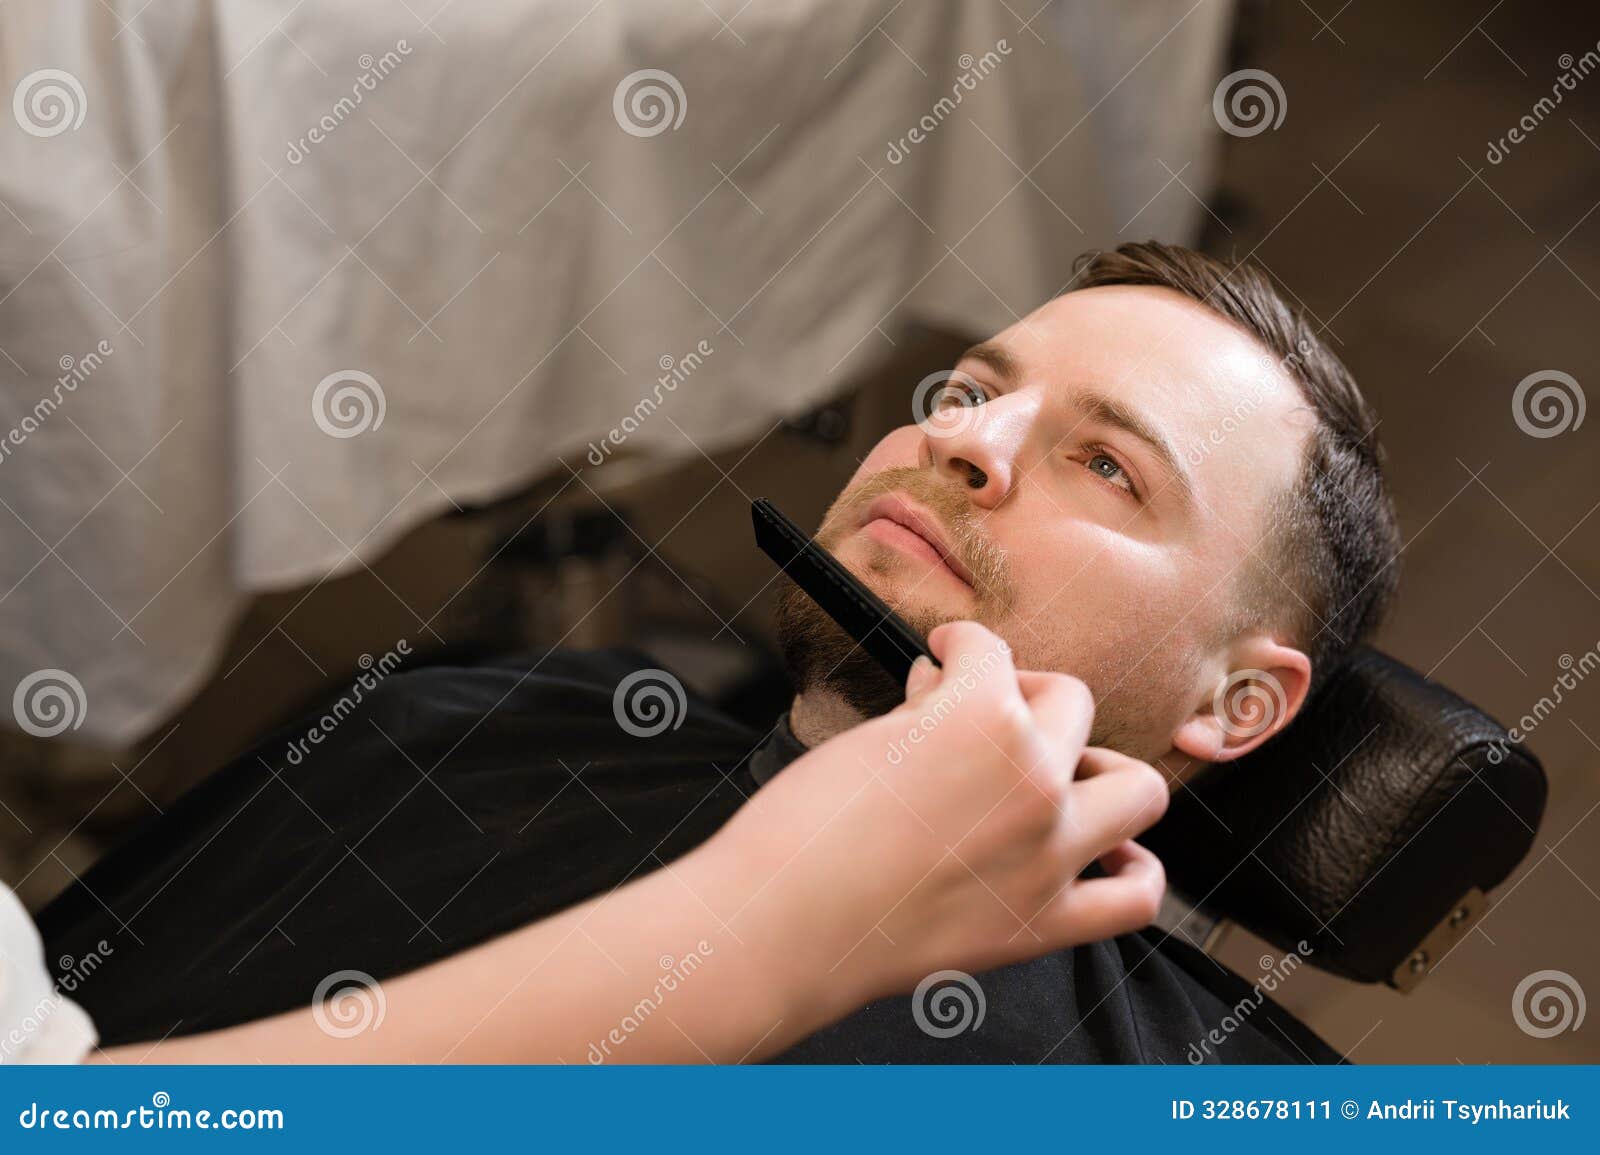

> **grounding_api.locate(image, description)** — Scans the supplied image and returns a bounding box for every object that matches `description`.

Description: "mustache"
[817,466,1014,609]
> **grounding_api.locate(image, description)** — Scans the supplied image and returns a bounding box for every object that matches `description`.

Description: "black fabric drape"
[37,649,1341,1064]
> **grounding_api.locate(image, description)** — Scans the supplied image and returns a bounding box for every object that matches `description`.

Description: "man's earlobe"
[1170,640,1312,766]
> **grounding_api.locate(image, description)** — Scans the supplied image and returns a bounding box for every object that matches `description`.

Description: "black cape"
[38,650,1341,1064]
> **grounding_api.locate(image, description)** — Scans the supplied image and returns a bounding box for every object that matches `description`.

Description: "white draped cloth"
[0,0,1231,744]
[0,881,97,1063]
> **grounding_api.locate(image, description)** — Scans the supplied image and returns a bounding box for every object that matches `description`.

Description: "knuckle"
[1011,770,1065,832]
[1030,770,1070,820]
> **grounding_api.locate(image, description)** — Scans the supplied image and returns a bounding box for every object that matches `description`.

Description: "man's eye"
[935,380,985,410]
[1086,451,1135,494]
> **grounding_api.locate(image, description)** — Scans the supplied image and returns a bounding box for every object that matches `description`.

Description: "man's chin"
[774,578,949,721]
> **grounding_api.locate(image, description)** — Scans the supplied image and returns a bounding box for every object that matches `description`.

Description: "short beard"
[773,577,945,719]
[773,466,1013,721]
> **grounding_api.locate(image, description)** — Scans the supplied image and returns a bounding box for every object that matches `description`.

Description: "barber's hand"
[705,620,1168,1021]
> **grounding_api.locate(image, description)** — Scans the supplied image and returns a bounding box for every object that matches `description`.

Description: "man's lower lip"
[863,517,970,586]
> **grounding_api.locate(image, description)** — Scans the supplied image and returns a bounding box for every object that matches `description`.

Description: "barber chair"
[1142,647,1546,990]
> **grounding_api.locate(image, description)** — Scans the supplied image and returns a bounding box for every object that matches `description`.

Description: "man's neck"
[786,688,865,749]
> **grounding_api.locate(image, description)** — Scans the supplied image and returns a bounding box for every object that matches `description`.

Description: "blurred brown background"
[3,0,1596,1062]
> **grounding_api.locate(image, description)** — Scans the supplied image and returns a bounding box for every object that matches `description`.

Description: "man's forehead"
[994,284,1282,396]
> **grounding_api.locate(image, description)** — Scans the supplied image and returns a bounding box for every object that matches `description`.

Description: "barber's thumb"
[904,655,940,704]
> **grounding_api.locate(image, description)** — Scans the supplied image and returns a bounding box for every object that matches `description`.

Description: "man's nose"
[925,392,1035,510]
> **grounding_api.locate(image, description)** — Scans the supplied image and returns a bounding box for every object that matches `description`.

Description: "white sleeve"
[0,881,98,1064]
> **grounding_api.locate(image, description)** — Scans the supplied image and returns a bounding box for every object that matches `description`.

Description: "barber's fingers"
[1069,747,1171,842]
[922,621,1017,695]
[1075,745,1167,781]
[927,620,1015,672]
[903,654,941,704]
[1014,669,1095,765]
[1039,840,1166,946]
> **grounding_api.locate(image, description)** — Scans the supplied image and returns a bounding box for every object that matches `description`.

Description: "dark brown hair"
[1071,241,1401,690]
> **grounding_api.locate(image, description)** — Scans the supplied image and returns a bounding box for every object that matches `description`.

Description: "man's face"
[778,284,1315,762]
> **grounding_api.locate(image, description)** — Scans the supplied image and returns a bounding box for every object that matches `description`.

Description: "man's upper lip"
[862,493,976,588]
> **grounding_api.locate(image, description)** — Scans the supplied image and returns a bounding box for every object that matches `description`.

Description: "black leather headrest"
[1143,647,1547,986]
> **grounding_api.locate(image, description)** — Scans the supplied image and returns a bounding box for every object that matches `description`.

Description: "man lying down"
[36,242,1399,1064]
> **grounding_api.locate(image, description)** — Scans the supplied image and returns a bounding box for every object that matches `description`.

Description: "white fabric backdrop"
[0,0,1232,744]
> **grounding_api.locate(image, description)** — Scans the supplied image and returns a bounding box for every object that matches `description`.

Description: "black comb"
[751,498,939,684]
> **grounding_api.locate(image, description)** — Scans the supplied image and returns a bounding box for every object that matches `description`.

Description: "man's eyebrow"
[957,341,1022,383]
[1075,389,1196,501]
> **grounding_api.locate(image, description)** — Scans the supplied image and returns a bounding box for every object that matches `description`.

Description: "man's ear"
[1169,637,1312,764]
